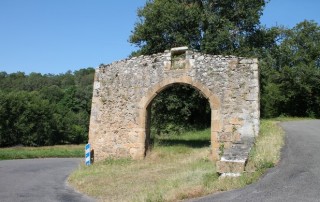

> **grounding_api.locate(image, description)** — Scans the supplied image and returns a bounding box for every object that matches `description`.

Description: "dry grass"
[69,130,216,201]
[69,148,217,201]
[68,120,285,202]
[247,120,285,169]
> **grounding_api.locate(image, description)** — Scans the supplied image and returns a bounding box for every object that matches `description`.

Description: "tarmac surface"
[0,158,94,202]
[189,120,320,202]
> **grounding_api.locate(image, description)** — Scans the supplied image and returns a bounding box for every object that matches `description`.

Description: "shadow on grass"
[151,139,210,148]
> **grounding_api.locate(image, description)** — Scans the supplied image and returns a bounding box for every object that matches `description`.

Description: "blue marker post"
[85,143,91,166]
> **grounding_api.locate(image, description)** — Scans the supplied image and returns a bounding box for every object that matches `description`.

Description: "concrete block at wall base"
[216,159,246,174]
[216,138,253,174]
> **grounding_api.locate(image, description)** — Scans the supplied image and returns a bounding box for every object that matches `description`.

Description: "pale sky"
[0,0,319,75]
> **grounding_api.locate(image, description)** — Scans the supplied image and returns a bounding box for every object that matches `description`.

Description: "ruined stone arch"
[88,47,260,174]
[137,75,221,159]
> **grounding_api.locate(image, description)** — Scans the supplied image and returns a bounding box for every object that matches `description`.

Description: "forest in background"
[1,0,320,147]
[0,69,95,147]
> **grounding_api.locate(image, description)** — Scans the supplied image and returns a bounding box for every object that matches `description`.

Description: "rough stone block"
[224,125,235,133]
[212,120,222,132]
[219,132,240,142]
[251,63,258,71]
[229,117,244,125]
[216,159,246,174]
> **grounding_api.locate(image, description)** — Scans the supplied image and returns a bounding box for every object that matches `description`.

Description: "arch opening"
[145,84,211,152]
[139,77,221,160]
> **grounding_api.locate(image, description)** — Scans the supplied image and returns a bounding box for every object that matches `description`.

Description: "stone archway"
[137,76,221,160]
[88,47,260,174]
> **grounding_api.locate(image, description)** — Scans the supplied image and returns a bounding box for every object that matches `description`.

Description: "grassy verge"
[271,116,313,122]
[68,120,284,201]
[0,145,84,160]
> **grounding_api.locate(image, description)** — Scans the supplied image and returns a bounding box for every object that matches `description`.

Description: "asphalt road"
[0,158,94,202]
[189,120,320,202]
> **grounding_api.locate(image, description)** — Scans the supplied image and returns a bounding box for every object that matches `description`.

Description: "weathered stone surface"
[88,47,260,170]
[216,159,246,174]
[217,137,254,174]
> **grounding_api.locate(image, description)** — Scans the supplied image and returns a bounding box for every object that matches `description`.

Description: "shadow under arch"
[138,75,221,160]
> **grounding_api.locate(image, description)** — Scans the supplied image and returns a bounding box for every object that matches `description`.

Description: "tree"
[200,0,267,55]
[260,21,320,118]
[130,0,267,56]
[277,21,320,117]
[130,0,202,55]
[0,91,55,146]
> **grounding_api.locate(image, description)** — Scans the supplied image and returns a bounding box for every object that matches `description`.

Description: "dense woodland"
[0,69,95,146]
[1,0,320,147]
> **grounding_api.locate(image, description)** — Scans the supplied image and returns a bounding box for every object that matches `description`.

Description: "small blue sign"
[85,143,91,166]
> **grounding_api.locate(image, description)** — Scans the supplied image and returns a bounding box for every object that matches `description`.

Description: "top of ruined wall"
[93,47,259,135]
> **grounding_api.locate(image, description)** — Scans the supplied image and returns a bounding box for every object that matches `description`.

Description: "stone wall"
[89,47,260,164]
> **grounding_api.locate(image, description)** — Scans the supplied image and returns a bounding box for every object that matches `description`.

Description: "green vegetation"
[68,120,284,201]
[0,145,84,160]
[151,86,211,135]
[130,0,265,56]
[0,69,94,147]
[260,21,320,118]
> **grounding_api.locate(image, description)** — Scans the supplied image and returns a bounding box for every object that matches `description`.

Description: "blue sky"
[1,0,319,75]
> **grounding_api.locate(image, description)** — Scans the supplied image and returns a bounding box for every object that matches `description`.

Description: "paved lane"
[189,120,320,202]
[0,158,94,202]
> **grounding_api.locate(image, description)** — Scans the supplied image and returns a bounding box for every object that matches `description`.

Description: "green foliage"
[130,0,202,55]
[150,85,210,136]
[260,21,320,118]
[200,0,267,55]
[0,91,54,146]
[130,0,267,56]
[0,68,95,147]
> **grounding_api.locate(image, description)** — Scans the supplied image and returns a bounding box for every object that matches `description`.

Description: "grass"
[0,144,84,160]
[271,116,313,122]
[68,120,285,202]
